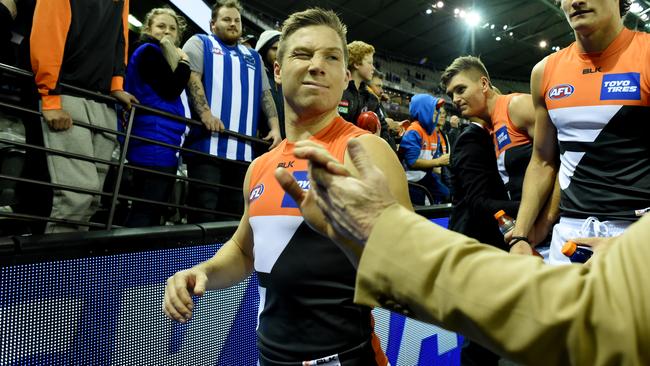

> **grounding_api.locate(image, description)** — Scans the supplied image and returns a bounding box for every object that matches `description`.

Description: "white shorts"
[549,216,631,265]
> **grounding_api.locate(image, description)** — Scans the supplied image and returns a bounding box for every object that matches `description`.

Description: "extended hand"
[163,268,208,323]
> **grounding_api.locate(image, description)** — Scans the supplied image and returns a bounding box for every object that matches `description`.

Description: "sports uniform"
[247,117,387,366]
[489,94,533,201]
[541,28,650,263]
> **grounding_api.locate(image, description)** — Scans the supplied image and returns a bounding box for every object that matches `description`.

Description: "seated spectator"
[399,94,450,205]
[124,7,191,227]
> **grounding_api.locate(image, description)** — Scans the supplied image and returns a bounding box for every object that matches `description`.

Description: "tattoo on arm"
[261,90,278,120]
[187,73,211,116]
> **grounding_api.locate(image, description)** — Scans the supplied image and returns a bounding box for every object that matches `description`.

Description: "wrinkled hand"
[200,111,225,132]
[263,129,282,150]
[571,236,618,268]
[111,90,139,110]
[163,267,208,323]
[276,139,397,266]
[42,109,73,131]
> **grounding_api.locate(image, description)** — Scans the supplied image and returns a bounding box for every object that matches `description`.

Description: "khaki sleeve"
[355,204,649,365]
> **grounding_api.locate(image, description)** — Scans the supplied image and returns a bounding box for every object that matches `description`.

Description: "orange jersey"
[489,93,532,200]
[247,117,387,365]
[541,28,650,220]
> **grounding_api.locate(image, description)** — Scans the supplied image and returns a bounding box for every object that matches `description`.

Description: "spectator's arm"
[30,0,72,110]
[401,130,446,170]
[111,0,129,92]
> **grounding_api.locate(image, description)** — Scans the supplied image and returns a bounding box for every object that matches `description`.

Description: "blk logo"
[548,84,575,100]
[582,67,602,74]
[277,161,295,168]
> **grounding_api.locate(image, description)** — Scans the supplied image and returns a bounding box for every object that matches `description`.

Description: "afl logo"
[249,184,264,202]
[548,84,575,99]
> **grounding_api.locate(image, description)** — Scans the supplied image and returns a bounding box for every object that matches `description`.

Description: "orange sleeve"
[30,0,71,110]
[110,0,129,92]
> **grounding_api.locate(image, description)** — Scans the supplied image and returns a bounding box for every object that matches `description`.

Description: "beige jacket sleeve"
[355,204,649,366]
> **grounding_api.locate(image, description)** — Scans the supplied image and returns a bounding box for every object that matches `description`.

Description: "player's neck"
[485,91,499,122]
[284,107,339,142]
[575,22,624,53]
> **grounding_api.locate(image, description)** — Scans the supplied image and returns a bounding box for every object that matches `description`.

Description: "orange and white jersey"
[542,28,650,220]
[247,117,388,365]
[489,94,533,200]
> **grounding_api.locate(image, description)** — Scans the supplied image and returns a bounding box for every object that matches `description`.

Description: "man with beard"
[181,0,282,222]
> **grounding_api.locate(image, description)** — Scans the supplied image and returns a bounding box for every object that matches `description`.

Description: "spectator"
[124,7,191,227]
[339,41,396,151]
[181,0,281,223]
[31,0,136,233]
[255,29,285,143]
[399,94,450,205]
[368,73,400,139]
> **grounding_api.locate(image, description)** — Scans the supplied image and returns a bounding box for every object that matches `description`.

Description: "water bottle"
[561,240,593,263]
[494,210,515,235]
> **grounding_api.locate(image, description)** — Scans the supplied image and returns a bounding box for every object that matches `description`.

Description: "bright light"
[495,36,502,41]
[436,1,444,8]
[454,8,460,14]
[426,8,433,14]
[509,31,513,36]
[482,22,490,28]
[642,13,649,20]
[503,25,508,30]
[128,14,142,27]
[490,24,495,29]
[464,11,482,27]
[459,9,466,18]
[630,2,644,13]
[539,40,548,48]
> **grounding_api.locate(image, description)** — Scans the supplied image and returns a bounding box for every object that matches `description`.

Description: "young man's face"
[211,7,242,45]
[275,25,350,118]
[559,0,620,34]
[445,70,489,118]
[356,53,375,82]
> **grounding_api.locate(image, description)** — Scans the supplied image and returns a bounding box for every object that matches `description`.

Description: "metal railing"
[0,62,454,256]
[0,62,270,234]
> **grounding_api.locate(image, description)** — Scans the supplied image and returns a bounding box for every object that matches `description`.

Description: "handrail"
[0,63,272,146]
[0,62,268,232]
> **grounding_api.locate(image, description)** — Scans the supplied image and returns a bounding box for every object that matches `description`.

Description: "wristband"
[508,236,529,247]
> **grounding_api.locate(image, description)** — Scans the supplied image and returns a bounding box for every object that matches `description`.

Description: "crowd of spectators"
[0,0,468,236]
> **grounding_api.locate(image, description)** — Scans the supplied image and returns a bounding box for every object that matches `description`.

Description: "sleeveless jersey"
[247,117,387,364]
[541,28,650,220]
[490,93,533,200]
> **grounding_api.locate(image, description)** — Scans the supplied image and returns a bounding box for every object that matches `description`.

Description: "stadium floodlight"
[464,11,481,27]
